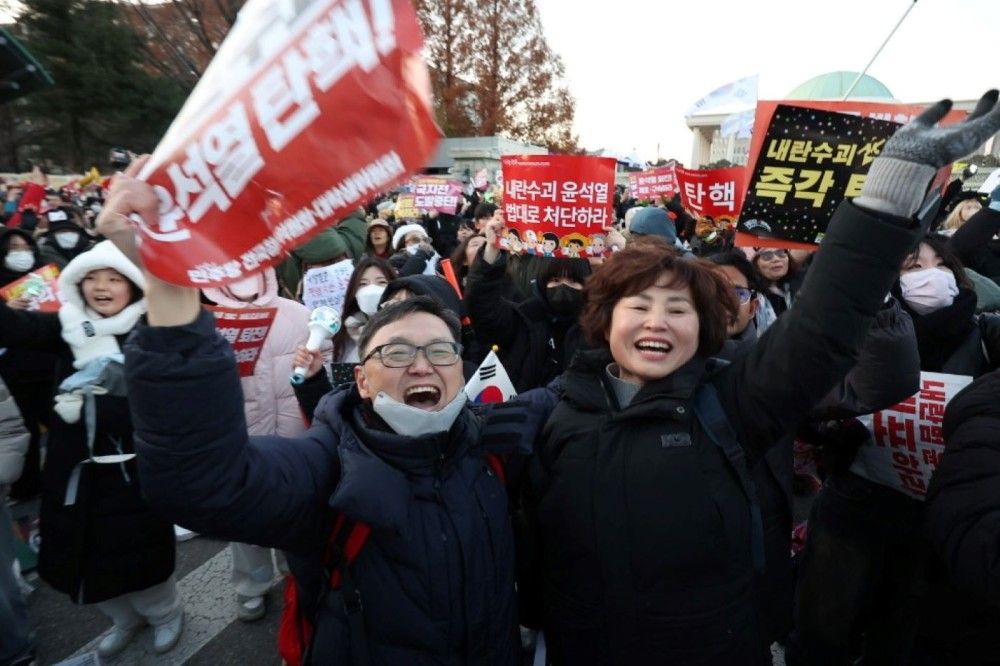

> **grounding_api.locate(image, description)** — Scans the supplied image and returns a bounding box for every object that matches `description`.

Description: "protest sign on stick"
[736,100,966,249]
[851,372,973,500]
[0,263,62,312]
[136,0,441,287]
[206,306,278,377]
[501,155,615,257]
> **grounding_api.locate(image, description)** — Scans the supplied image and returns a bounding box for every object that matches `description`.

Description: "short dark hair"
[539,256,591,287]
[568,238,584,248]
[357,296,462,358]
[906,235,973,291]
[580,237,738,357]
[542,232,559,243]
[473,202,497,221]
[708,250,765,293]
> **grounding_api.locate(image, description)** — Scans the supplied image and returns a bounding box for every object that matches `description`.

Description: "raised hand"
[882,90,1000,168]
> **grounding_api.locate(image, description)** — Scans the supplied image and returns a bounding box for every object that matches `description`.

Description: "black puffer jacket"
[464,253,584,392]
[949,206,1000,282]
[923,370,1000,663]
[524,201,922,665]
[126,310,557,664]
[0,302,174,603]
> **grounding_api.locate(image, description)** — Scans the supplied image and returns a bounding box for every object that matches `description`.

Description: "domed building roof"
[787,72,894,100]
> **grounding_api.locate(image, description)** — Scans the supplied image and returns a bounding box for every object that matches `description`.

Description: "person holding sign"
[0,240,184,657]
[465,218,590,392]
[99,157,556,664]
[519,93,1000,665]
[790,235,1000,665]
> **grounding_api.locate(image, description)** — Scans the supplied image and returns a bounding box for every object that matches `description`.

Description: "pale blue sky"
[535,0,999,162]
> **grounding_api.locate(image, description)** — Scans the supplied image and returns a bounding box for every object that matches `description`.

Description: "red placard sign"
[627,166,678,200]
[206,306,277,377]
[0,263,63,312]
[676,166,746,221]
[737,99,967,249]
[500,155,615,257]
[136,0,441,287]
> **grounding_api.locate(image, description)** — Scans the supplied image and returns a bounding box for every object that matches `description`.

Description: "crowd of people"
[1,93,1000,666]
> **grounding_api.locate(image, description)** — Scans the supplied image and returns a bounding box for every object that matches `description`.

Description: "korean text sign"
[676,166,746,220]
[301,258,354,313]
[851,372,973,500]
[501,155,615,258]
[406,176,463,214]
[628,166,677,200]
[0,264,62,312]
[738,104,899,246]
[207,306,278,377]
[736,99,967,249]
[136,0,441,287]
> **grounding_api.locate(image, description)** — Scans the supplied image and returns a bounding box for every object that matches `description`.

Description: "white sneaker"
[97,623,142,657]
[236,594,266,622]
[153,611,184,654]
[174,525,198,541]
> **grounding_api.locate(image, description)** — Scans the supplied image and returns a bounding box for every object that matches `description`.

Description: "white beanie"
[392,223,427,251]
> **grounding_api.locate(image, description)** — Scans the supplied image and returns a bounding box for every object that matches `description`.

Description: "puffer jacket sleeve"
[718,201,922,458]
[125,310,339,555]
[809,297,920,420]
[0,378,28,488]
[464,251,521,352]
[949,206,1000,281]
[0,299,63,351]
[926,370,1000,605]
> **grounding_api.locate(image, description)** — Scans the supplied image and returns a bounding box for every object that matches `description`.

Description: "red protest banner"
[676,166,746,221]
[0,264,62,312]
[627,166,678,201]
[852,372,972,500]
[206,306,278,377]
[136,0,441,287]
[500,155,615,257]
[737,99,967,249]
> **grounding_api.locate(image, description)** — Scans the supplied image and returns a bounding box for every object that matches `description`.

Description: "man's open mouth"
[404,385,441,409]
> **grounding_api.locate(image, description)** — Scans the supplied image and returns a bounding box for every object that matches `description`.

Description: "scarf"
[909,288,977,372]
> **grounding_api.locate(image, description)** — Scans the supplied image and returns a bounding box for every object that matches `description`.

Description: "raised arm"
[948,191,1000,281]
[101,158,338,555]
[464,219,521,351]
[720,92,1000,455]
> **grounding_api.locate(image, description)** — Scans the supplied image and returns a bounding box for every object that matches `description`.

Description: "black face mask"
[546,284,583,316]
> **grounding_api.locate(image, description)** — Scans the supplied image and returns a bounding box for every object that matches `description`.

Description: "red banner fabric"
[676,166,746,221]
[500,155,616,258]
[136,0,441,287]
[206,306,278,377]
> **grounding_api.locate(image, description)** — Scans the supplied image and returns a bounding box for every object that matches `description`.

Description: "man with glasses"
[708,251,767,360]
[122,291,551,664]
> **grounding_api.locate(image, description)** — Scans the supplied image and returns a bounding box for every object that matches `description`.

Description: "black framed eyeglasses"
[362,341,463,368]
[733,287,755,305]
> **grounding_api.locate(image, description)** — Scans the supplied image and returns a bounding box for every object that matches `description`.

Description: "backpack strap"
[693,382,766,574]
[301,514,372,666]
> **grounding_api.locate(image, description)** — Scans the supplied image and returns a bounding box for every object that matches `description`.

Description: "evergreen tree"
[10,0,187,171]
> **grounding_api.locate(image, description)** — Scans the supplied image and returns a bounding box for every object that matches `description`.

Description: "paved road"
[14,499,283,666]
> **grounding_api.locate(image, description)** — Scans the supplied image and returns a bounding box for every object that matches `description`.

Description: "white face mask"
[54,231,79,249]
[4,250,33,273]
[227,276,260,300]
[900,267,959,315]
[371,388,467,437]
[355,284,386,316]
[405,243,422,255]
